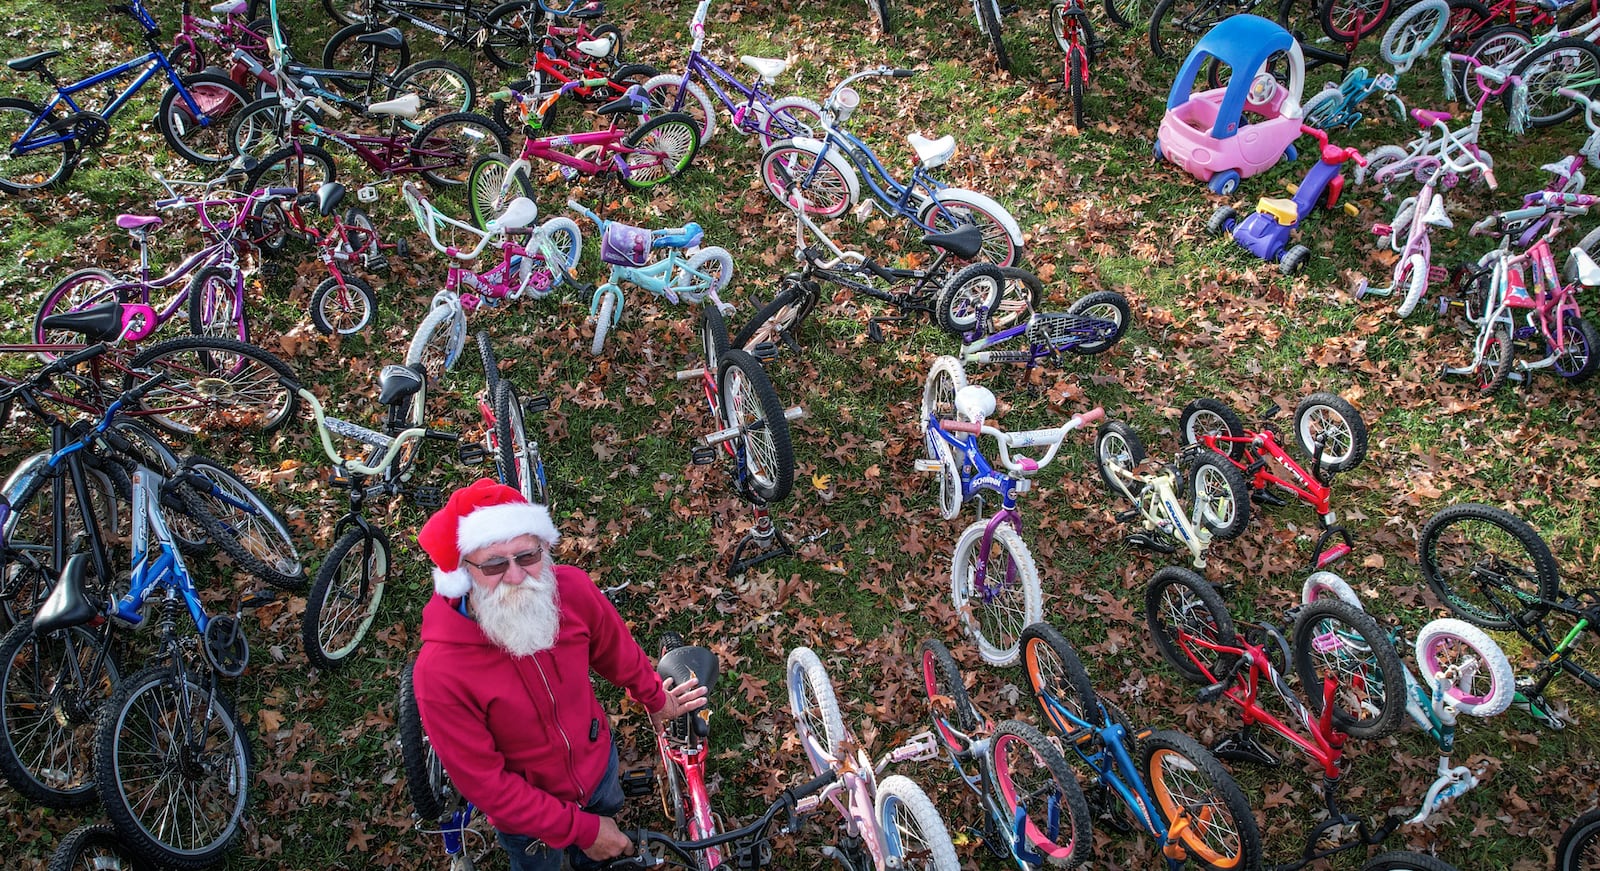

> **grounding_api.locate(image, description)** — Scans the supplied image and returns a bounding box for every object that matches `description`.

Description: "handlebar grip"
[1072,407,1105,428]
[47,343,111,374]
[786,769,837,800]
[1560,87,1589,101]
[489,88,513,101]
[863,260,897,282]
[1483,168,1497,190]
[940,419,981,434]
[425,429,459,442]
[501,226,535,236]
[118,372,171,405]
[267,186,298,197]
[892,68,916,77]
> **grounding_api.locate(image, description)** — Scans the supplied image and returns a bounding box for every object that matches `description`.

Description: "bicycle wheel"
[1019,621,1106,740]
[1292,392,1367,472]
[701,304,729,377]
[1472,322,1516,394]
[1188,454,1250,539]
[244,143,338,194]
[321,22,410,88]
[414,112,511,188]
[640,75,717,143]
[1513,38,1600,128]
[731,281,818,353]
[310,274,378,336]
[1414,618,1515,717]
[95,664,248,869]
[1380,0,1449,66]
[407,302,465,379]
[1361,852,1459,871]
[868,0,894,32]
[1142,730,1261,871]
[985,267,1044,334]
[157,73,250,166]
[1063,289,1129,354]
[674,247,734,300]
[1551,315,1600,382]
[875,775,961,871]
[532,217,582,294]
[0,622,119,808]
[757,96,825,150]
[1459,25,1534,107]
[1318,0,1391,43]
[977,0,1011,71]
[1393,252,1430,318]
[1149,0,1233,60]
[916,189,1021,268]
[1144,566,1237,684]
[303,526,390,671]
[397,661,449,821]
[951,521,1042,666]
[989,720,1093,867]
[921,639,977,754]
[759,139,857,217]
[225,97,294,158]
[186,266,247,343]
[0,98,78,193]
[1292,598,1406,739]
[1418,503,1560,630]
[1557,810,1600,871]
[786,646,845,776]
[620,113,700,189]
[1105,0,1150,27]
[1300,87,1346,129]
[1179,398,1247,461]
[716,350,795,503]
[467,152,534,230]
[322,0,380,26]
[934,262,1007,336]
[34,268,121,348]
[1067,44,1087,129]
[48,822,152,871]
[127,335,299,436]
[1094,420,1146,497]
[494,380,541,503]
[390,59,476,125]
[920,355,968,438]
[482,1,543,70]
[171,455,306,589]
[1442,0,1492,44]
[1301,570,1362,606]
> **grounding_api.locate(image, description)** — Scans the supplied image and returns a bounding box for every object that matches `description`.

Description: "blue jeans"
[498,743,624,871]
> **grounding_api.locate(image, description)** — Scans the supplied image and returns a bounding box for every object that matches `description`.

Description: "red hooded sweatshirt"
[412,565,666,850]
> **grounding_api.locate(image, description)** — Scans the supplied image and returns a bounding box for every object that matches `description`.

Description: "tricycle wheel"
[1280,245,1310,274]
[1207,206,1239,236]
[1208,170,1241,196]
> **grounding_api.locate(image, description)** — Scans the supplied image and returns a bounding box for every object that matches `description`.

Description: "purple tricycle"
[1206,124,1365,274]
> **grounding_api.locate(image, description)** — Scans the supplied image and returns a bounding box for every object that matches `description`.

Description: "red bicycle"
[253,180,404,336]
[1145,566,1407,870]
[1176,392,1367,570]
[653,635,732,867]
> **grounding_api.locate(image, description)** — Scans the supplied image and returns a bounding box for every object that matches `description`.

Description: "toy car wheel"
[1153,139,1164,163]
[1208,171,1241,196]
[1283,143,1298,163]
[1280,245,1310,274]
[1207,206,1239,236]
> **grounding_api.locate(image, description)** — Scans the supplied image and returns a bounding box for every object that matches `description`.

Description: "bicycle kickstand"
[727,505,793,577]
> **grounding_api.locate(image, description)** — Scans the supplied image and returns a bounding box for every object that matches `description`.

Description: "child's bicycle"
[268,181,404,336]
[1015,622,1264,870]
[1353,53,1516,190]
[473,331,549,505]
[786,646,959,871]
[915,368,1103,665]
[641,0,822,147]
[1093,419,1251,569]
[918,636,1097,868]
[653,634,732,867]
[1144,567,1409,869]
[568,199,734,356]
[1299,571,1515,823]
[1049,0,1100,128]
[1417,502,1600,729]
[1175,393,1366,569]
[401,181,583,377]
[945,283,1130,372]
[170,0,275,76]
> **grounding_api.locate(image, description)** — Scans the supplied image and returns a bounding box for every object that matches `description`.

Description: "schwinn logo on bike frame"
[971,474,1002,492]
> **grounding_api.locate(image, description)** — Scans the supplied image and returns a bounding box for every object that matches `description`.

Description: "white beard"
[472,565,561,656]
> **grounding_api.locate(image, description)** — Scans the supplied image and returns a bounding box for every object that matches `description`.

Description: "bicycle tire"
[0,622,119,808]
[34,268,121,349]
[1552,314,1600,382]
[1019,621,1107,740]
[310,274,378,336]
[244,143,338,194]
[1557,810,1600,871]
[1361,852,1459,871]
[759,138,858,217]
[1149,0,1234,60]
[1179,398,1247,461]
[127,335,299,436]
[413,112,511,188]
[397,660,449,821]
[1380,0,1449,65]
[321,22,411,89]
[620,112,700,189]
[1068,44,1087,129]
[977,0,1011,71]
[934,262,1007,336]
[1473,322,1516,394]
[482,1,543,70]
[1292,598,1407,739]
[875,774,961,871]
[171,455,306,589]
[591,287,618,356]
[48,821,154,871]
[389,59,476,124]
[1459,25,1535,107]
[1094,420,1146,497]
[1301,570,1362,606]
[757,96,824,150]
[1512,37,1600,128]
[701,304,729,377]
[407,302,465,379]
[869,0,894,32]
[1442,0,1492,44]
[186,266,247,343]
[477,330,499,392]
[95,664,248,869]
[1144,566,1237,684]
[1417,503,1560,630]
[321,0,376,26]
[494,380,540,503]
[530,216,582,295]
[157,72,250,166]
[1300,87,1346,129]
[467,152,534,230]
[920,638,977,754]
[1393,252,1430,318]
[731,281,818,353]
[951,520,1042,666]
[989,720,1093,866]
[1189,453,1250,539]
[226,96,294,158]
[641,75,717,143]
[107,419,209,554]
[1414,618,1515,717]
[1062,289,1129,354]
[1318,0,1391,43]
[1104,0,1148,27]
[1291,392,1367,472]
[0,98,79,193]
[303,526,391,671]
[915,188,1022,268]
[786,646,845,776]
[716,349,795,503]
[1142,730,1261,871]
[920,355,968,440]
[675,247,734,300]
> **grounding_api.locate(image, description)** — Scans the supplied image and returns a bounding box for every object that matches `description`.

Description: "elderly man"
[412,478,706,870]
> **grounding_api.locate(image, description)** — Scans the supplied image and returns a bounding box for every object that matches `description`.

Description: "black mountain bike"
[322,0,546,70]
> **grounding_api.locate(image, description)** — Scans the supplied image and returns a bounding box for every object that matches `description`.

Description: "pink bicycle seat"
[601,222,651,268]
[1015,456,1038,472]
[116,214,162,231]
[1410,108,1452,129]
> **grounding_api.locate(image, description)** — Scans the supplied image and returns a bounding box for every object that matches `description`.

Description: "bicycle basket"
[1026,312,1105,352]
[601,222,651,267]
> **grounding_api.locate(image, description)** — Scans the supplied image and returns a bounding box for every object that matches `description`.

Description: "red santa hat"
[417,478,559,598]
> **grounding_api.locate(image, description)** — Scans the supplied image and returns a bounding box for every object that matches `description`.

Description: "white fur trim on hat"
[434,566,473,599]
[456,501,560,558]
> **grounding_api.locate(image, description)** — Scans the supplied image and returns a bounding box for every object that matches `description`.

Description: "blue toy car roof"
[1165,14,1298,138]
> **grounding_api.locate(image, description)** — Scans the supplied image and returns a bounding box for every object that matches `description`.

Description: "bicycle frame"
[513,126,631,179]
[655,727,721,867]
[1106,464,1217,568]
[1448,237,1584,383]
[794,730,941,871]
[12,51,210,156]
[1190,425,1351,567]
[809,127,946,222]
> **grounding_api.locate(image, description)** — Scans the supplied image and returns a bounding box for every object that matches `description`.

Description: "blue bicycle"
[1017,621,1263,870]
[0,0,252,193]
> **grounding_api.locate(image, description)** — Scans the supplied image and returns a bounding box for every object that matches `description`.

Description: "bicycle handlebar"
[598,770,837,868]
[0,343,112,405]
[1560,87,1600,132]
[403,183,496,260]
[935,407,1104,474]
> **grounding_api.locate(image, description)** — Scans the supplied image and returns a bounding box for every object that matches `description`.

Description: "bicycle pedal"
[1126,532,1178,554]
[618,766,654,798]
[748,341,779,362]
[240,588,278,609]
[356,184,379,203]
[1114,508,1141,524]
[362,253,390,272]
[411,486,445,509]
[691,445,718,465]
[524,393,551,414]
[1251,488,1288,507]
[457,444,489,465]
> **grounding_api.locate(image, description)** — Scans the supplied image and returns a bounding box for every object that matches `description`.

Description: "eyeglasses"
[463,548,545,577]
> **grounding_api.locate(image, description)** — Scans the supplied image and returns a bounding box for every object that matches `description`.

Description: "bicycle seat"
[576,35,616,58]
[490,197,540,231]
[1411,108,1452,129]
[40,300,125,343]
[907,133,956,168]
[210,0,247,13]
[356,27,406,49]
[116,214,163,231]
[367,92,420,119]
[657,645,718,737]
[33,553,101,634]
[316,181,346,217]
[1255,196,1299,227]
[597,90,647,117]
[954,384,996,423]
[920,224,982,260]
[1422,195,1452,229]
[6,50,61,72]
[1543,156,1579,177]
[1567,246,1600,286]
[651,222,704,250]
[741,55,789,84]
[602,222,652,267]
[377,363,424,405]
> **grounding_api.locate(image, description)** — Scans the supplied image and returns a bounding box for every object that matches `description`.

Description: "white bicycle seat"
[908,133,955,168]
[211,0,247,13]
[1423,196,1452,230]
[955,385,996,423]
[1543,156,1579,176]
[740,56,789,83]
[367,92,420,119]
[490,198,541,232]
[1567,247,1600,286]
[577,35,616,58]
